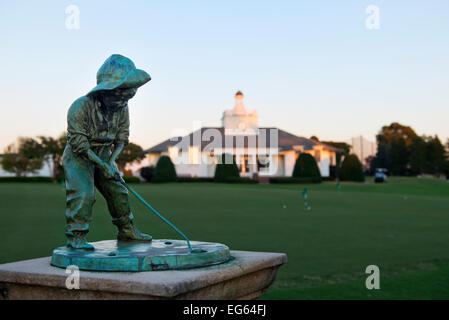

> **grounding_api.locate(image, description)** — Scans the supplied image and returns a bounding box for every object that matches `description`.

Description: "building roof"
[144,127,343,153]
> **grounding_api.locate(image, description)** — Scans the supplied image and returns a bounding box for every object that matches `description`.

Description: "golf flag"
[301,188,308,199]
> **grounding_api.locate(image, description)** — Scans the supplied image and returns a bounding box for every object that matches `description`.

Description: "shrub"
[292,153,322,182]
[177,177,214,183]
[140,166,155,182]
[123,176,140,183]
[222,177,258,184]
[329,165,338,180]
[340,154,365,182]
[153,156,177,183]
[269,177,321,184]
[0,176,53,183]
[214,154,240,182]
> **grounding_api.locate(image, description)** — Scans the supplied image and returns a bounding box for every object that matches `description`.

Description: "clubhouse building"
[143,91,341,178]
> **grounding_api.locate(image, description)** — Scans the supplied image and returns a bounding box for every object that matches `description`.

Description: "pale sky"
[1,0,448,152]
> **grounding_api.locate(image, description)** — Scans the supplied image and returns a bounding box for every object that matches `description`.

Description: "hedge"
[214,154,240,182]
[340,154,365,182]
[269,177,322,184]
[292,153,322,182]
[0,176,53,183]
[153,156,177,183]
[123,176,140,183]
[177,177,215,183]
[140,166,154,182]
[220,177,259,184]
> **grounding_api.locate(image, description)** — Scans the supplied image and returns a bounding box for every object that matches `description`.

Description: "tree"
[376,122,417,147]
[140,166,155,182]
[153,156,177,183]
[38,133,67,181]
[389,137,409,176]
[115,142,145,172]
[1,137,44,176]
[372,122,418,176]
[366,155,376,175]
[424,135,446,175]
[409,136,426,175]
[214,154,240,182]
[292,153,321,182]
[340,154,365,182]
[372,143,390,172]
[445,139,449,178]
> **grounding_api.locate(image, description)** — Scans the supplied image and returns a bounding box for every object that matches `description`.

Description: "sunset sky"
[1,0,448,152]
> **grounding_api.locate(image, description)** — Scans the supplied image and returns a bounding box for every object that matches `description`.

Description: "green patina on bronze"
[53,54,230,271]
[62,54,152,250]
[51,240,231,272]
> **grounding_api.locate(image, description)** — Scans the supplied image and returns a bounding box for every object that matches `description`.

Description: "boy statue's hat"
[87,54,151,96]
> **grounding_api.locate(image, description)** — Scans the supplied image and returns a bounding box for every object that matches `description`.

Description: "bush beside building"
[340,154,365,182]
[153,156,177,183]
[292,153,322,183]
[214,154,240,182]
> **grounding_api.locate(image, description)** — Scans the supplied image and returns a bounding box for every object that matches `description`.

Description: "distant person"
[63,54,152,250]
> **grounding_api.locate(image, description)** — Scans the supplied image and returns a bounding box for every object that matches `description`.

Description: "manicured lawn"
[0,177,448,299]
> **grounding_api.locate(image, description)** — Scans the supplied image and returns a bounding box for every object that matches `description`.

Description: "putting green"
[1,177,448,298]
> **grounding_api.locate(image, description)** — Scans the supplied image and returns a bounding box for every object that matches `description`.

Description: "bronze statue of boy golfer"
[63,54,152,250]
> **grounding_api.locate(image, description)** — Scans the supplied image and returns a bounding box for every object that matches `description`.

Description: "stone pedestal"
[0,250,287,300]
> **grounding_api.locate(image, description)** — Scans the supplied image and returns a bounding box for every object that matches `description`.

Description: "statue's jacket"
[66,95,129,157]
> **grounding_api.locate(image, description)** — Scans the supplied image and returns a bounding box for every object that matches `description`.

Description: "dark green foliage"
[269,177,322,184]
[320,141,350,179]
[2,133,67,180]
[329,165,339,180]
[372,122,417,176]
[38,133,67,181]
[153,156,177,183]
[424,136,446,175]
[409,136,427,175]
[140,166,155,182]
[372,126,448,177]
[292,153,321,182]
[372,143,390,172]
[214,154,240,182]
[1,137,44,176]
[221,177,258,184]
[116,142,144,171]
[177,177,215,182]
[340,154,365,182]
[372,123,449,177]
[376,122,417,146]
[389,137,409,175]
[123,176,140,183]
[0,176,53,183]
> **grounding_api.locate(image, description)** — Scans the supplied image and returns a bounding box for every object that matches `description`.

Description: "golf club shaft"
[118,178,195,252]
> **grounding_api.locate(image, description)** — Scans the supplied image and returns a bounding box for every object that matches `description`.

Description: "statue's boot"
[117,221,152,242]
[66,231,94,250]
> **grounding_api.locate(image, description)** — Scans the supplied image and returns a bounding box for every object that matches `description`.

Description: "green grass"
[0,177,448,299]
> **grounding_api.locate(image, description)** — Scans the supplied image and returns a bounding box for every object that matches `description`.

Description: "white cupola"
[221,91,259,134]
